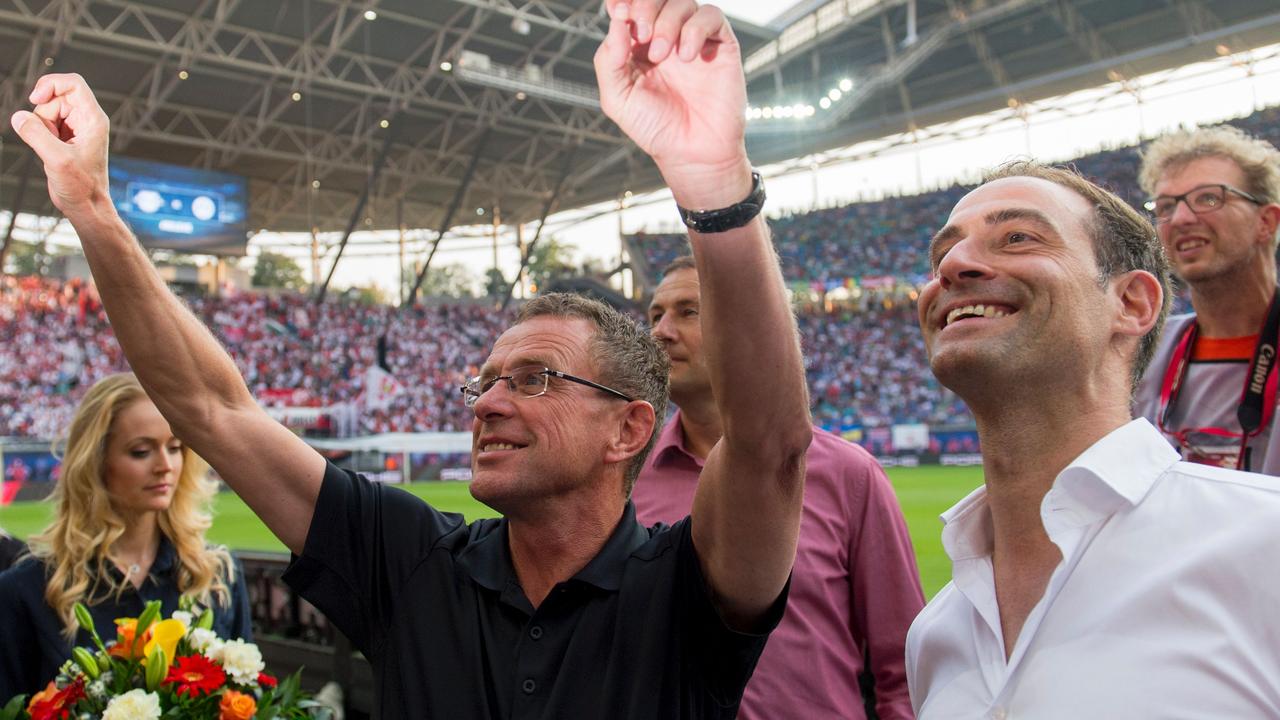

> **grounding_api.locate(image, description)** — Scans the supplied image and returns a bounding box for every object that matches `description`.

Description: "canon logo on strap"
[1251,344,1275,395]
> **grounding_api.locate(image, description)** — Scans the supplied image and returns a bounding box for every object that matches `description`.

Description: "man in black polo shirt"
[10,0,812,716]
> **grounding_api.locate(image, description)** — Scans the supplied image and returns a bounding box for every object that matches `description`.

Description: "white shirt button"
[989,707,1008,720]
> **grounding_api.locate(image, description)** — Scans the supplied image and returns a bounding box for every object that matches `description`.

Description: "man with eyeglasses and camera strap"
[1134,126,1280,474]
[9,1,810,717]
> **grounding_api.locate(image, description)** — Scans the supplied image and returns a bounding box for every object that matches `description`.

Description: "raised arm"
[10,74,324,554]
[595,0,812,627]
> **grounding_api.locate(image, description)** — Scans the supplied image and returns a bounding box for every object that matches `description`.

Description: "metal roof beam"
[1170,0,1221,38]
[1042,0,1116,63]
[946,0,1012,89]
[0,27,50,118]
[195,0,385,168]
[0,1,600,143]
[112,0,246,152]
[747,0,1047,136]
[446,0,605,40]
[743,0,903,80]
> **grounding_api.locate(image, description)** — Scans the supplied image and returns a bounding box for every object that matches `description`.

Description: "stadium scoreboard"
[108,156,249,255]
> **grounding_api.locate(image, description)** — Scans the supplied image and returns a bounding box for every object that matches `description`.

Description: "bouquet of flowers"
[0,600,333,720]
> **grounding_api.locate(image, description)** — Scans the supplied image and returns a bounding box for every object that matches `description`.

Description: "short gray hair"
[516,293,669,493]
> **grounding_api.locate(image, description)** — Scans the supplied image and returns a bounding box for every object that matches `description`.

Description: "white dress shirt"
[906,419,1280,720]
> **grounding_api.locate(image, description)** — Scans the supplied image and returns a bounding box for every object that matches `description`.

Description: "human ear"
[1111,270,1163,341]
[604,400,657,467]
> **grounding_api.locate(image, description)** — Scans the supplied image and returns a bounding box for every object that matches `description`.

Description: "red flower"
[257,672,278,688]
[27,677,86,720]
[164,654,228,698]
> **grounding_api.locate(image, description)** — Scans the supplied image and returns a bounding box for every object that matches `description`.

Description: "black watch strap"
[677,171,766,234]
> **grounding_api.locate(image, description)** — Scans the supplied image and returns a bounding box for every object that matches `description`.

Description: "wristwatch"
[677,171,766,234]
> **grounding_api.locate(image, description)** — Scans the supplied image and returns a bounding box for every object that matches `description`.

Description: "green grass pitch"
[0,465,982,598]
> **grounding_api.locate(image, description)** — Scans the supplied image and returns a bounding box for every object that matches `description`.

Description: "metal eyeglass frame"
[1144,183,1264,223]
[460,365,634,408]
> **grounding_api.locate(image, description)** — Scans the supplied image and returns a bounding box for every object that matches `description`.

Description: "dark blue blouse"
[0,535,251,702]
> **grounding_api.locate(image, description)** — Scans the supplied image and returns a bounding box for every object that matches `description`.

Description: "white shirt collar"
[940,418,1181,561]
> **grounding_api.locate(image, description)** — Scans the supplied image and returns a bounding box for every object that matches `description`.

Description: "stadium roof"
[1,0,1278,240]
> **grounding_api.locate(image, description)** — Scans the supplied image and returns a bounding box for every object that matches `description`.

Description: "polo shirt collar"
[570,502,650,591]
[456,521,512,593]
[939,418,1180,561]
[459,503,651,594]
[651,410,703,469]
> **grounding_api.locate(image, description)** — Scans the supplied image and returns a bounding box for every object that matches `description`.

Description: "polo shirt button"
[529,625,543,640]
[522,679,537,694]
[989,707,1008,720]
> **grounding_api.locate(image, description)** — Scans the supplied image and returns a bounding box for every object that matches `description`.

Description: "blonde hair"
[1139,125,1280,206]
[28,373,235,639]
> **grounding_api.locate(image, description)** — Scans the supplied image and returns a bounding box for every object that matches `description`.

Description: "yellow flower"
[143,619,186,668]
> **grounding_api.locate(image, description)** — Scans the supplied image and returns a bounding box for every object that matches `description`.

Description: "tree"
[6,239,55,276]
[484,268,508,299]
[344,284,392,306]
[525,236,577,292]
[252,251,307,290]
[405,263,477,300]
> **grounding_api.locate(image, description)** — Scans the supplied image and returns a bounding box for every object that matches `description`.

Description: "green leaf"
[0,695,27,720]
[135,600,162,637]
[195,608,214,631]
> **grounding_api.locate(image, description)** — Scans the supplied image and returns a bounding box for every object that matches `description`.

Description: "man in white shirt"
[907,161,1280,718]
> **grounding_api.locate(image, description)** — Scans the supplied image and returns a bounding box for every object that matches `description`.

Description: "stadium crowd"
[630,104,1280,295]
[0,276,965,440]
[6,105,1279,442]
[0,277,515,439]
[800,305,970,430]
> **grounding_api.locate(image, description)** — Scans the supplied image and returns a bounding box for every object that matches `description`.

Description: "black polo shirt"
[282,461,787,719]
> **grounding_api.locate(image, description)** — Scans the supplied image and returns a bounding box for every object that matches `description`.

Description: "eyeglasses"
[1144,183,1265,223]
[460,365,634,408]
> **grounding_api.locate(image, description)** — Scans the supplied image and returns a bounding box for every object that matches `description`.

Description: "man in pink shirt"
[637,256,925,720]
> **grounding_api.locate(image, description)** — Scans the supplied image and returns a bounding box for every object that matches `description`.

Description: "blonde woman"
[0,373,250,701]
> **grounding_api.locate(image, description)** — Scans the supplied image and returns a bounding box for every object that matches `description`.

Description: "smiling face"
[1153,155,1272,287]
[648,267,711,405]
[102,399,184,518]
[919,176,1117,404]
[468,316,625,512]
